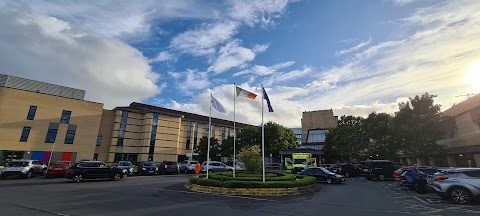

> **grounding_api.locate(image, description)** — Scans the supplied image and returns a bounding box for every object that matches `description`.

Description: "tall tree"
[236,127,260,150]
[393,93,454,157]
[194,135,220,161]
[263,121,299,160]
[363,112,398,159]
[324,116,368,162]
[219,136,234,157]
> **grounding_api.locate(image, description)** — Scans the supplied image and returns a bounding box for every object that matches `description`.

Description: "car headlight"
[21,167,28,173]
[142,167,146,170]
[155,167,158,171]
[129,168,134,172]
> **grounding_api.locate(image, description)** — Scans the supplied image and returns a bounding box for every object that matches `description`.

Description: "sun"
[464,61,480,92]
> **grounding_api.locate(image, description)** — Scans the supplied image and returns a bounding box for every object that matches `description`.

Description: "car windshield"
[293,159,307,164]
[53,162,70,166]
[419,168,438,174]
[118,162,132,166]
[165,162,177,165]
[319,167,334,174]
[9,161,28,167]
[143,161,155,166]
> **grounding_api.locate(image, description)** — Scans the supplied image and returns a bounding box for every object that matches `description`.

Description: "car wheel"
[112,173,121,181]
[449,187,472,204]
[209,169,214,173]
[1,174,7,180]
[378,175,385,181]
[345,173,350,178]
[326,178,332,184]
[73,174,83,183]
[25,170,33,178]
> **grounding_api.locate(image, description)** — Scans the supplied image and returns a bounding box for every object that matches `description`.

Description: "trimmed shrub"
[189,174,316,188]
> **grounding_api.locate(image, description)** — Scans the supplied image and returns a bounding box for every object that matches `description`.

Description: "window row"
[20,123,77,144]
[25,105,72,124]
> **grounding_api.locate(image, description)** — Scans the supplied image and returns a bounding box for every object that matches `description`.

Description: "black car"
[331,163,363,178]
[66,161,124,183]
[159,161,179,175]
[138,161,158,175]
[364,160,396,181]
[301,167,346,184]
[116,161,134,176]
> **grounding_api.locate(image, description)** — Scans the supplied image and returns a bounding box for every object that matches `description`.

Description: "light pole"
[47,142,56,166]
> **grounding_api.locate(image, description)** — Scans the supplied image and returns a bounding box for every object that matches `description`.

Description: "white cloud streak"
[335,37,372,56]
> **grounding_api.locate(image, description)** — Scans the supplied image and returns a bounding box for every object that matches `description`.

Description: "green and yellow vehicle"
[285,153,317,174]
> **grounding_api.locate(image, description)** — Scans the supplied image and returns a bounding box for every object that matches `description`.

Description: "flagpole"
[206,94,212,179]
[233,83,236,178]
[261,85,265,183]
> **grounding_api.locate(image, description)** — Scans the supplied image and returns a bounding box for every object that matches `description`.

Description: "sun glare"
[464,61,480,92]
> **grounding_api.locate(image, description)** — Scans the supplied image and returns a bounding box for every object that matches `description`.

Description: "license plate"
[54,168,62,170]
[148,171,154,173]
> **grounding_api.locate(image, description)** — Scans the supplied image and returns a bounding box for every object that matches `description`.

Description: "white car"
[235,162,246,171]
[201,161,233,173]
[179,160,199,173]
[1,160,47,179]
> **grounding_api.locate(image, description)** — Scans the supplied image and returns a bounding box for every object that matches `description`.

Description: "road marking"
[154,188,277,202]
[413,196,429,205]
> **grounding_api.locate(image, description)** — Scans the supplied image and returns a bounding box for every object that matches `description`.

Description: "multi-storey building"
[0,74,104,164]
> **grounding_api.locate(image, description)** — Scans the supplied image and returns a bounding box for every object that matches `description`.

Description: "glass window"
[306,129,328,143]
[206,124,209,136]
[117,111,128,146]
[20,127,31,142]
[193,122,199,148]
[149,113,159,155]
[222,127,226,141]
[45,122,59,143]
[93,153,98,161]
[60,110,71,124]
[26,106,37,120]
[211,125,215,138]
[227,127,231,137]
[64,124,77,144]
[96,133,102,146]
[186,120,191,149]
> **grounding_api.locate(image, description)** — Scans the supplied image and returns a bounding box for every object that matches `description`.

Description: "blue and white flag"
[211,95,227,113]
[263,87,274,112]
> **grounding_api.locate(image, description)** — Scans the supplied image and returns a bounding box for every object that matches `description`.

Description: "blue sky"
[1,0,480,127]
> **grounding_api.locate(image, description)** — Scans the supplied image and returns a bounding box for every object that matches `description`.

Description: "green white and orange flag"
[235,86,257,99]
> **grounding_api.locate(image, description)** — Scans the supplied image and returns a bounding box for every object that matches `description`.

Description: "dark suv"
[159,161,179,175]
[331,163,363,178]
[138,161,158,175]
[364,160,396,181]
[66,161,124,183]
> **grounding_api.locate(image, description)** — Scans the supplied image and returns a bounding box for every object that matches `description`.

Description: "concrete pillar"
[416,158,423,166]
[447,155,457,167]
[474,154,480,168]
[429,157,437,167]
[407,158,413,165]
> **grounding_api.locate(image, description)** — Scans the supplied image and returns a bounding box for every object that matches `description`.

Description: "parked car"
[116,161,134,176]
[301,167,346,184]
[400,167,438,193]
[138,161,158,175]
[159,161,179,175]
[331,163,363,178]
[46,161,71,178]
[201,161,233,173]
[179,160,199,173]
[1,160,47,179]
[394,166,429,181]
[427,168,480,204]
[66,161,124,183]
[235,162,246,171]
[364,160,396,181]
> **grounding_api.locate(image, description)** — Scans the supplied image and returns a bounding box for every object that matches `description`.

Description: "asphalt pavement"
[0,174,479,216]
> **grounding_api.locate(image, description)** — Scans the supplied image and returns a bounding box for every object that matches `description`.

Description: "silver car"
[1,160,47,179]
[427,168,480,204]
[179,160,199,173]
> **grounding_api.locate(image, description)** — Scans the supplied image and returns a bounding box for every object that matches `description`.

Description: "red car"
[393,166,430,181]
[46,161,71,178]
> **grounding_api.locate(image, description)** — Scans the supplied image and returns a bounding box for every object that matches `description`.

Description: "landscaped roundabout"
[185,172,317,196]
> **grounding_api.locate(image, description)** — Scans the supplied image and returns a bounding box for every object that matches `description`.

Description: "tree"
[194,135,220,161]
[236,127,260,150]
[263,122,299,160]
[363,112,398,159]
[393,93,454,157]
[324,116,368,162]
[237,145,262,173]
[219,136,234,157]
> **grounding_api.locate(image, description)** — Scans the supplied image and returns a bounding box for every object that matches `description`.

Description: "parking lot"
[0,175,479,216]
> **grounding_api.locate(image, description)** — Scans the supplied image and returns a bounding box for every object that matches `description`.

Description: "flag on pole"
[262,87,274,112]
[236,86,257,99]
[211,95,227,113]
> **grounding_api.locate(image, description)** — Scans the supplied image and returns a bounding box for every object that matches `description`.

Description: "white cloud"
[234,61,295,76]
[335,37,372,56]
[391,0,418,6]
[0,10,162,108]
[227,0,289,26]
[264,65,313,86]
[171,21,239,56]
[150,51,175,63]
[208,40,256,73]
[6,0,214,38]
[169,69,211,95]
[252,44,270,53]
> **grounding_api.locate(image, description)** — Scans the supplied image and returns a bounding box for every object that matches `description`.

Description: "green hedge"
[189,174,316,188]
[207,173,295,182]
[214,172,278,178]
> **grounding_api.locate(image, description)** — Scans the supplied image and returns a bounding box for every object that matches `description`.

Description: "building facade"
[95,102,253,164]
[437,94,480,167]
[0,74,104,165]
[300,110,338,150]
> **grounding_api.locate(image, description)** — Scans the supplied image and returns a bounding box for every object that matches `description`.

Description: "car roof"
[11,160,35,162]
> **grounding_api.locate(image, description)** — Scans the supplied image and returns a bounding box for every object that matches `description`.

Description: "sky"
[1,0,480,128]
